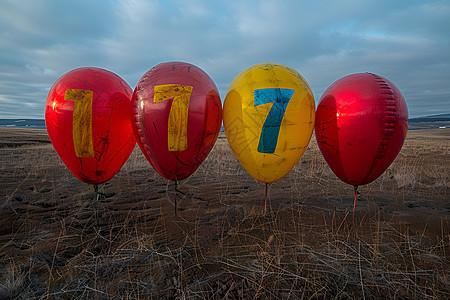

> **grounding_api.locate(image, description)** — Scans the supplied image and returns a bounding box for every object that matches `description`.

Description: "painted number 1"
[154,84,193,151]
[65,89,94,157]
[254,88,294,154]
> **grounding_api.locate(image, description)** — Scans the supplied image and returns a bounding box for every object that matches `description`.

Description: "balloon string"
[93,184,106,201]
[264,183,268,215]
[174,180,178,216]
[353,185,358,217]
[94,184,99,202]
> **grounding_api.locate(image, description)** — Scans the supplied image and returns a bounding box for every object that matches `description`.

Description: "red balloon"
[132,62,222,181]
[45,67,136,185]
[315,73,408,187]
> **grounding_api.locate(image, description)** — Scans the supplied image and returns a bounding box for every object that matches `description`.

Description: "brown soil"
[0,127,449,299]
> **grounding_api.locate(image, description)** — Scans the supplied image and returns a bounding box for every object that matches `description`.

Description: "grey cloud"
[0,0,448,118]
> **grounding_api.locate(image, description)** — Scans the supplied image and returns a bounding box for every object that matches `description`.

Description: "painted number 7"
[154,84,193,151]
[254,88,294,154]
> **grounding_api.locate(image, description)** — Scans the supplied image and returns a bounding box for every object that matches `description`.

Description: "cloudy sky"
[1,0,449,118]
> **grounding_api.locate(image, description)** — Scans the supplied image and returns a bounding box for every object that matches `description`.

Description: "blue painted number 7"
[254,88,294,153]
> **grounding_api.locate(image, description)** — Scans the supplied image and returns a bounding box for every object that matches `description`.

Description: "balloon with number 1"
[45,67,136,186]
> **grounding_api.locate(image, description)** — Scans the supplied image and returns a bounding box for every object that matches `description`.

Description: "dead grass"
[0,128,448,299]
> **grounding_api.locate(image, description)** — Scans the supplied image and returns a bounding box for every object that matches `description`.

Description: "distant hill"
[0,119,46,129]
[408,113,450,130]
[409,113,450,123]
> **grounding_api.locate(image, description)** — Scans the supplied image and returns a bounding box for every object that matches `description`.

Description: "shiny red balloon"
[45,67,136,185]
[132,62,222,181]
[315,73,408,187]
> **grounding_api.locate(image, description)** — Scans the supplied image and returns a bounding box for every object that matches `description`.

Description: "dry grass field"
[0,127,448,299]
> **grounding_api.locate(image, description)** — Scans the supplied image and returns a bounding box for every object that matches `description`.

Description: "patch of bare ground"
[0,127,448,299]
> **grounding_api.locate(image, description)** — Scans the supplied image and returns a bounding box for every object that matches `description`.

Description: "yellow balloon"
[223,63,315,183]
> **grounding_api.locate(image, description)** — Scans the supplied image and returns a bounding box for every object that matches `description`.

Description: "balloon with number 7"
[132,62,222,181]
[223,63,315,184]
